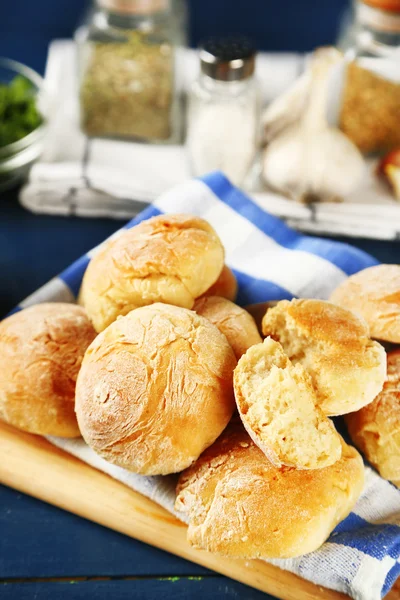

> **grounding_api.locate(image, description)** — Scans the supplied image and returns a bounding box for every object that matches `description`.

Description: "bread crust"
[75,303,237,475]
[200,265,238,302]
[261,299,386,416]
[175,421,364,559]
[330,264,400,343]
[345,349,400,485]
[193,296,262,359]
[0,303,96,437]
[80,214,225,332]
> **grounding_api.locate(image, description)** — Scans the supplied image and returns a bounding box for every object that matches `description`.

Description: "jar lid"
[98,0,168,15]
[199,37,256,81]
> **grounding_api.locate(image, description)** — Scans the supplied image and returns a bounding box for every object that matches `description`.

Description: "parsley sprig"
[0,75,42,147]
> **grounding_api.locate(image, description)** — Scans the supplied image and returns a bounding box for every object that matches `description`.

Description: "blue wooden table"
[1,1,398,597]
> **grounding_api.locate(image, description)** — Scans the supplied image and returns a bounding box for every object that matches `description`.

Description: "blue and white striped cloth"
[13,173,400,600]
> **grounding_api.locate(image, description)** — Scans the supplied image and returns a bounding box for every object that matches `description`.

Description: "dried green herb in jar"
[80,31,173,141]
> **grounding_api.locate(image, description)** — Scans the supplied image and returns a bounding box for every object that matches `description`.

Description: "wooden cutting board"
[0,420,398,600]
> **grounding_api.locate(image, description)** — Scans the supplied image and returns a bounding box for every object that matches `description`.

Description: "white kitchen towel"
[13,173,400,600]
[20,40,400,241]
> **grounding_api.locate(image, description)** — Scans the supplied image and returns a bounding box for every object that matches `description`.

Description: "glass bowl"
[0,58,47,192]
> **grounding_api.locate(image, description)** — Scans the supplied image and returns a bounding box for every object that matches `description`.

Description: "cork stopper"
[98,0,168,14]
[362,0,400,11]
[359,0,400,31]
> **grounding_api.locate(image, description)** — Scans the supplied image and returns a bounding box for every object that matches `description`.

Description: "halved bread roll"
[234,337,342,469]
[262,299,386,416]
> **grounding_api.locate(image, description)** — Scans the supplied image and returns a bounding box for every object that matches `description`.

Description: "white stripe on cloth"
[19,278,75,308]
[353,469,400,526]
[352,554,397,600]
[154,180,348,299]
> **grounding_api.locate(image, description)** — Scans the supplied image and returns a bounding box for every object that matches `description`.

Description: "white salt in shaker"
[187,37,260,187]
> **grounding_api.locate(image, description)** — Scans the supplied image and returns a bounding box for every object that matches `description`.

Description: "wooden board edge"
[0,421,396,600]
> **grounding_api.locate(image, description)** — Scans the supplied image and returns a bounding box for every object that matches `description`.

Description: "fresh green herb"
[0,75,42,147]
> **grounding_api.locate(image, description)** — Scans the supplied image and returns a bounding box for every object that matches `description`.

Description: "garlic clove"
[261,72,311,144]
[262,124,305,199]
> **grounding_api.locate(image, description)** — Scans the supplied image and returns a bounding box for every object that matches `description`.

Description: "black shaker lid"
[199,36,256,81]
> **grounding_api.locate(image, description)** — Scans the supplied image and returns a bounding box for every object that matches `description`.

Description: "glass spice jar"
[75,0,186,143]
[187,37,260,187]
[338,0,400,155]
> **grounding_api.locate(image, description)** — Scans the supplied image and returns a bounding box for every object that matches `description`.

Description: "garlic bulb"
[262,50,365,204]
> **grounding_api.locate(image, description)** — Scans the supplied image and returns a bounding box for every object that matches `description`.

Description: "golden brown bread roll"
[0,303,96,437]
[193,296,262,359]
[175,421,364,559]
[200,265,238,302]
[345,349,400,486]
[234,338,342,469]
[80,214,225,332]
[262,299,386,416]
[330,264,400,343]
[75,303,237,475]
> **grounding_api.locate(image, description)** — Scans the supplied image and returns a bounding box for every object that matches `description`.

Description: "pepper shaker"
[187,37,260,186]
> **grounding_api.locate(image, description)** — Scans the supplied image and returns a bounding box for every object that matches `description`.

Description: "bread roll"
[345,349,400,485]
[0,303,96,437]
[80,214,225,332]
[75,303,236,475]
[330,264,400,343]
[175,421,364,559]
[234,338,342,469]
[200,265,238,302]
[262,299,386,416]
[193,296,262,359]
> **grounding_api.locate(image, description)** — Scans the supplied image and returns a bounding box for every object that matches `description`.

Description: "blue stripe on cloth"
[201,172,379,275]
[59,254,91,298]
[6,306,22,316]
[125,205,162,229]
[331,513,400,560]
[234,269,294,305]
[383,561,400,596]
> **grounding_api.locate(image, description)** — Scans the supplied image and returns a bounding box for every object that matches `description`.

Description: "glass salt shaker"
[187,37,260,186]
[338,0,400,155]
[75,0,187,143]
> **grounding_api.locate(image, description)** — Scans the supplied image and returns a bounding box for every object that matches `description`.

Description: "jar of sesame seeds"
[76,0,186,143]
[338,0,400,155]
